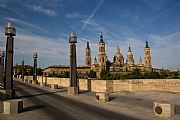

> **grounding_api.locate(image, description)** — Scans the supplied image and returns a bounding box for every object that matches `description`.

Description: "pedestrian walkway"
[0,80,179,120]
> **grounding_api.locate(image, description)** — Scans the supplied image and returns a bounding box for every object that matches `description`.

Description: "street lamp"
[68,32,78,95]
[4,22,16,90]
[33,53,38,82]
[0,51,5,88]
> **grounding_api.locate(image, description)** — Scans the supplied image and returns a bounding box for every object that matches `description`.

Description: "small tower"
[91,57,99,72]
[114,46,124,65]
[0,50,5,84]
[138,56,143,65]
[144,39,152,72]
[126,45,134,66]
[138,56,144,71]
[85,42,91,66]
[98,33,107,71]
[94,57,97,65]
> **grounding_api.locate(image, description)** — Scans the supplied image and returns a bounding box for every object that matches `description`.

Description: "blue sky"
[0,0,180,69]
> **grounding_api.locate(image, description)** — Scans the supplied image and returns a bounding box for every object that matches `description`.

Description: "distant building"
[13,64,33,77]
[43,65,91,78]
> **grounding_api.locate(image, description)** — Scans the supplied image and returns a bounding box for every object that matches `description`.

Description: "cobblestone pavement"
[0,80,180,120]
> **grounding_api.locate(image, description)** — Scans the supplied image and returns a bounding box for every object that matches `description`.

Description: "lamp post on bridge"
[68,32,79,95]
[0,22,16,99]
[0,51,5,88]
[33,53,38,84]
[21,60,24,81]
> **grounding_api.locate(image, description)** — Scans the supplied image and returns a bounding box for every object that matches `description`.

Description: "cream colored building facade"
[90,34,152,76]
[43,65,90,78]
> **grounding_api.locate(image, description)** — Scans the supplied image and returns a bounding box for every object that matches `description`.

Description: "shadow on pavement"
[23,105,45,113]
[17,90,67,99]
[79,90,90,94]
[176,105,180,115]
[109,96,116,101]
[14,81,141,120]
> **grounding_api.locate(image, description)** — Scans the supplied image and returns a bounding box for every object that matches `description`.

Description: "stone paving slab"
[0,79,180,120]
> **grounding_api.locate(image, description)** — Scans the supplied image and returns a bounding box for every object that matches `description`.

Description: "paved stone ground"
[0,80,180,120]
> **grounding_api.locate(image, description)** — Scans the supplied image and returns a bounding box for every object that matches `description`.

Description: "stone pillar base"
[96,92,109,102]
[68,87,79,95]
[153,101,175,118]
[0,89,15,100]
[32,80,38,85]
[28,80,32,84]
[3,99,23,114]
[40,83,46,86]
[51,84,58,90]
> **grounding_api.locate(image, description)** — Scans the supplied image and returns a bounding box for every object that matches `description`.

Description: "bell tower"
[98,33,107,71]
[144,39,152,72]
[85,42,91,66]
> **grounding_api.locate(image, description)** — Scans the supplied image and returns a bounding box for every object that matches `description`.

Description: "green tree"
[131,68,143,79]
[62,71,70,78]
[88,70,96,78]
[37,68,43,75]
[106,60,111,71]
[100,70,112,80]
[160,70,170,78]
[151,71,160,79]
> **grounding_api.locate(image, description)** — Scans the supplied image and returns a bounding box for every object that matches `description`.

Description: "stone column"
[4,22,16,90]
[33,53,38,84]
[68,32,78,95]
[21,60,24,81]
[14,63,18,78]
[0,51,5,87]
[0,22,16,99]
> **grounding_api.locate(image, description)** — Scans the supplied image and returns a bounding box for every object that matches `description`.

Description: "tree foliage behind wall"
[88,70,96,78]
[99,68,179,80]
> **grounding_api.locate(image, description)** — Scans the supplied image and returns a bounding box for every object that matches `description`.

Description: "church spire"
[138,56,142,64]
[128,45,131,52]
[145,37,149,48]
[99,32,104,43]
[116,46,120,54]
[87,41,89,48]
[94,57,97,64]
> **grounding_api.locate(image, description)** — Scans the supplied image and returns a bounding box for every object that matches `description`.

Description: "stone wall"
[110,79,180,92]
[23,76,180,93]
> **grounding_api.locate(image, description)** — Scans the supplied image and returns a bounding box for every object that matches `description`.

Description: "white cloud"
[81,0,104,30]
[3,17,49,34]
[149,32,180,68]
[0,4,6,8]
[65,13,82,18]
[81,19,106,35]
[27,5,57,17]
[136,2,180,30]
[14,33,69,67]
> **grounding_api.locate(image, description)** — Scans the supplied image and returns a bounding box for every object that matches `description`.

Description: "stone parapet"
[23,76,180,93]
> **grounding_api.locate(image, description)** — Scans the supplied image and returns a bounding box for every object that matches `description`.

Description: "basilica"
[44,33,152,78]
[85,33,152,77]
